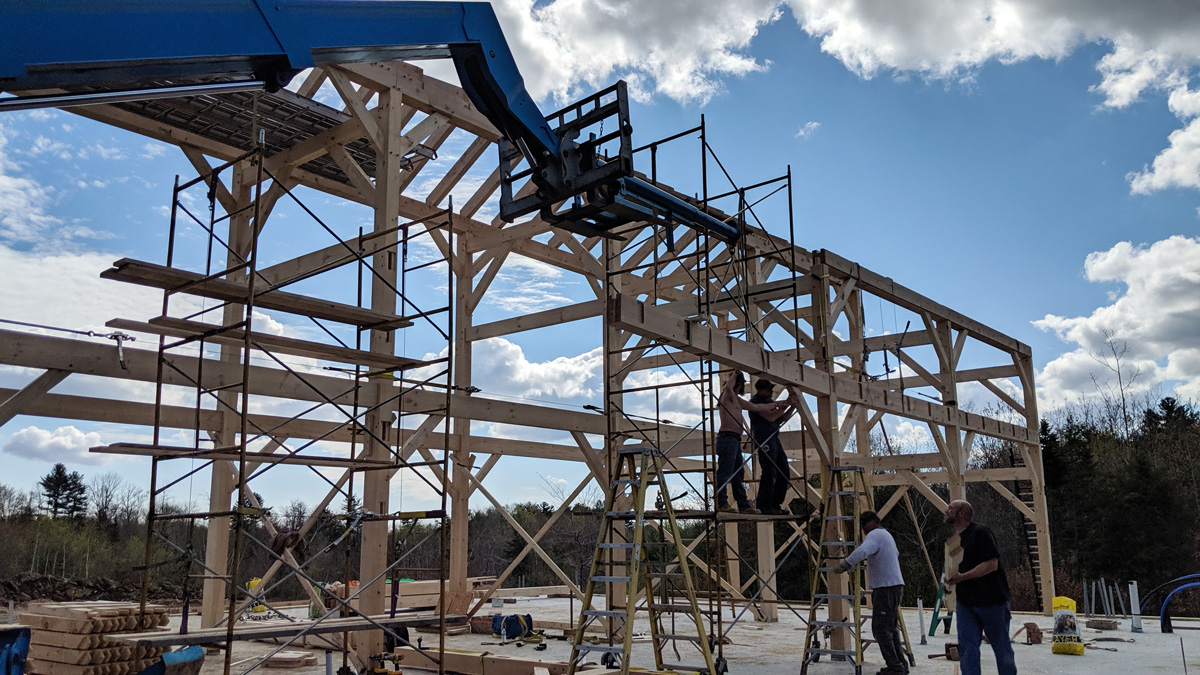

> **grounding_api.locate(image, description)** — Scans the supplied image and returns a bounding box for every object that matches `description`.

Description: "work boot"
[716,503,736,513]
[875,666,906,675]
[738,505,760,515]
[760,506,787,516]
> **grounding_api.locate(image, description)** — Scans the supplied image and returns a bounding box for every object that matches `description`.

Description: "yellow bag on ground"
[1051,596,1084,655]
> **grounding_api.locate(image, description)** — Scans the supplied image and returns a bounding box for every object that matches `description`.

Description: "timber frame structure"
[0,58,1054,668]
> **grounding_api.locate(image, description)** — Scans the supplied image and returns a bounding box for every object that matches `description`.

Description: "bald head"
[945,500,974,532]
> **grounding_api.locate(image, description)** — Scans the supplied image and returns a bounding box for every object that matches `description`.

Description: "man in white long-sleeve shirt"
[833,510,907,675]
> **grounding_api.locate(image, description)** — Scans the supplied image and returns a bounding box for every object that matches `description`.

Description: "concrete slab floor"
[183,596,1198,674]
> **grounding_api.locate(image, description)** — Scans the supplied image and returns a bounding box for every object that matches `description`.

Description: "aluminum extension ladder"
[566,446,719,675]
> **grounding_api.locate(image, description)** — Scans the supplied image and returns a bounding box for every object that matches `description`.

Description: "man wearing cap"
[746,378,796,515]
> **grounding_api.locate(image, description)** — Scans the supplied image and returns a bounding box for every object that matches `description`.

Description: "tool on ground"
[917,599,927,646]
[1129,581,1143,633]
[926,638,955,658]
[567,446,717,675]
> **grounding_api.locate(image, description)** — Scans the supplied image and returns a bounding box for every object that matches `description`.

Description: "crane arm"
[0,0,739,241]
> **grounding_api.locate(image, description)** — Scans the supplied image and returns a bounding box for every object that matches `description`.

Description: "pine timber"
[101,258,413,330]
[106,317,427,370]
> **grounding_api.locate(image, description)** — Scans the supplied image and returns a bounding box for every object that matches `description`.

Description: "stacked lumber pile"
[20,601,169,675]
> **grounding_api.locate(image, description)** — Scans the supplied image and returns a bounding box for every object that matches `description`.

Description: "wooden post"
[447,227,473,613]
[201,158,253,628]
[746,248,779,622]
[357,87,405,659]
[813,258,849,654]
[934,319,965,502]
[1017,353,1055,613]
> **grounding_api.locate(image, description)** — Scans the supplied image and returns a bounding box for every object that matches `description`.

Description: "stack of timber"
[20,601,169,675]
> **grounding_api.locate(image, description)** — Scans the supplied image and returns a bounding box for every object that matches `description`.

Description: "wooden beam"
[610,294,1031,444]
[101,258,411,330]
[468,300,603,341]
[0,369,69,427]
[106,317,425,370]
[986,480,1036,521]
[818,250,1030,356]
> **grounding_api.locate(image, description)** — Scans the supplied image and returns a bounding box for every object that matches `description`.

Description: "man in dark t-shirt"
[944,500,1016,675]
[746,379,795,514]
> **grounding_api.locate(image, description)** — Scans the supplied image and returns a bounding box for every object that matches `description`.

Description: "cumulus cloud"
[888,420,932,450]
[779,1,1200,194]
[1034,235,1200,408]
[492,0,781,105]
[2,425,110,465]
[1128,87,1200,194]
[490,2,1200,194]
[624,368,705,428]
[472,337,602,400]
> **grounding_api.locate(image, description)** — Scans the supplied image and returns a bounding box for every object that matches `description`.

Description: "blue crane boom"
[0,0,739,241]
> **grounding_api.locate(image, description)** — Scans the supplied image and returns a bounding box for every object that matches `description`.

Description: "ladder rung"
[583,610,626,618]
[645,572,683,579]
[618,447,657,455]
[606,510,638,518]
[825,516,855,521]
[807,648,857,656]
[572,644,623,654]
[813,620,855,628]
[598,543,634,549]
[827,491,855,496]
[829,465,865,472]
[592,576,630,583]
[656,633,702,643]
[814,593,855,600]
[821,541,855,547]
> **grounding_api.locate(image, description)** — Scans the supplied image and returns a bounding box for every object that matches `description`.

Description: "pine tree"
[39,463,88,519]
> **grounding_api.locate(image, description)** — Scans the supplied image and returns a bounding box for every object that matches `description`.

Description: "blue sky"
[2,1,1199,513]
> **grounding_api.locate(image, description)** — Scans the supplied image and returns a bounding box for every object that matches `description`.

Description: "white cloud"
[795,121,821,139]
[1034,235,1200,408]
[888,420,931,450]
[1128,87,1200,194]
[28,136,72,159]
[625,368,705,428]
[140,142,169,159]
[492,0,781,105]
[472,337,602,400]
[82,143,127,161]
[2,425,110,465]
[483,254,579,313]
[0,124,64,245]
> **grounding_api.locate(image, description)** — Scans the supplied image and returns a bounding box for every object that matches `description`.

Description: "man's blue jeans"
[715,433,749,508]
[956,601,1016,675]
